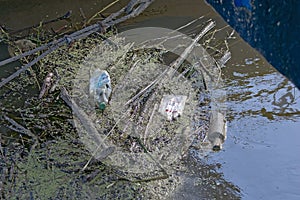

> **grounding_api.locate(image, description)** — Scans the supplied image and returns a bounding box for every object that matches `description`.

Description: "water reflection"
[204,57,300,199]
[226,58,300,122]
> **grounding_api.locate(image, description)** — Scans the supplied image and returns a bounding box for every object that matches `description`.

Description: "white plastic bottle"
[89,69,112,110]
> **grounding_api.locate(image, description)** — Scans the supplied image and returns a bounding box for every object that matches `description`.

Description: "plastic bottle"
[90,69,112,110]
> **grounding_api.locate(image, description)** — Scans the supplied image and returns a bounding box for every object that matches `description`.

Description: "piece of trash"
[89,69,112,110]
[218,51,231,66]
[38,72,54,99]
[206,111,227,151]
[158,95,187,121]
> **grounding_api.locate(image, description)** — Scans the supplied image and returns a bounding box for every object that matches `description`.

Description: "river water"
[1,0,299,199]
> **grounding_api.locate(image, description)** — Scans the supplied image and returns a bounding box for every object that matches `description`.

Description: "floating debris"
[89,69,112,110]
[0,4,233,197]
[159,95,187,121]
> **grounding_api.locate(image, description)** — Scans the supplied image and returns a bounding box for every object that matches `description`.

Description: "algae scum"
[0,20,239,198]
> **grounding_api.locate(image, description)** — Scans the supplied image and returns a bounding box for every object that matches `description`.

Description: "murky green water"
[1,0,299,199]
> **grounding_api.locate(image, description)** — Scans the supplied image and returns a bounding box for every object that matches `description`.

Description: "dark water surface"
[1,0,300,199]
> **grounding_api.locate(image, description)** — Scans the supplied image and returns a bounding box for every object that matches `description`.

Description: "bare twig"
[176,16,204,32]
[2,115,38,142]
[79,8,87,21]
[86,0,120,25]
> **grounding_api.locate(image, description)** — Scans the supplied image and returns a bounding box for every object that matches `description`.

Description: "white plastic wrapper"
[158,95,187,121]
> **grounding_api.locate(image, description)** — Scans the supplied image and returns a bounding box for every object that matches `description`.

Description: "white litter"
[158,95,187,121]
